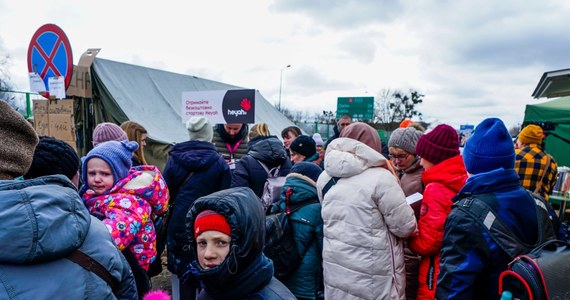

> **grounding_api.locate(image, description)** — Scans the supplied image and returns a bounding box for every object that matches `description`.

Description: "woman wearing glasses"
[388,126,424,300]
[388,127,425,213]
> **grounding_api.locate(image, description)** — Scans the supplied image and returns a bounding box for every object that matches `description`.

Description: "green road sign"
[336,96,374,120]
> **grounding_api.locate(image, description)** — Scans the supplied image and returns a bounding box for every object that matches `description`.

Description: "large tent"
[523,96,570,167]
[85,58,297,169]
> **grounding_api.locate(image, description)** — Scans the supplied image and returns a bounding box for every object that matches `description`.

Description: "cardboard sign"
[33,99,76,145]
[181,89,255,124]
[67,48,100,98]
[33,101,49,135]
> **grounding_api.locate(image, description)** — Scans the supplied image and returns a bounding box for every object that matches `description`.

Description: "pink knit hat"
[92,122,128,146]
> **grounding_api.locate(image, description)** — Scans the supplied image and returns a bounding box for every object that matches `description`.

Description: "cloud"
[271,0,404,28]
[337,31,382,64]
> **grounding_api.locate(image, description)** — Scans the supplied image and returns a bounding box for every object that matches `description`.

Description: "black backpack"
[455,190,570,300]
[264,187,318,280]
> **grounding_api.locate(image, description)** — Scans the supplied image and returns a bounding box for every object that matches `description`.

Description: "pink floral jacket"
[82,165,169,270]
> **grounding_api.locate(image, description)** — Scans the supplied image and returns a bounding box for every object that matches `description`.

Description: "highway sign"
[27,24,73,95]
[336,96,374,120]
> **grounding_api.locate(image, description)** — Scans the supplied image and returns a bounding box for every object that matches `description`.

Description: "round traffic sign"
[27,24,73,94]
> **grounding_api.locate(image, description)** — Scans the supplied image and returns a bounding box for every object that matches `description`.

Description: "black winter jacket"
[184,187,296,300]
[231,136,291,197]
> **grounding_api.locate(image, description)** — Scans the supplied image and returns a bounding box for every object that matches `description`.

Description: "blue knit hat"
[82,140,138,185]
[290,161,322,182]
[463,118,515,174]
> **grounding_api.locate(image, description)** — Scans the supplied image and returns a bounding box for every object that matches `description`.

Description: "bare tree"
[0,51,22,113]
[374,88,424,130]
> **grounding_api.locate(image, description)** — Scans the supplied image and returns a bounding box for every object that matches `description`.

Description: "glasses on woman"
[388,153,409,161]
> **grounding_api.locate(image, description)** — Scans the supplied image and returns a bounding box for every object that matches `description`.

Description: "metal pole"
[278,64,291,111]
[26,93,32,119]
[0,89,39,119]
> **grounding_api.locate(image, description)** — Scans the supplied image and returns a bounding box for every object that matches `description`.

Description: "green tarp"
[524,97,570,167]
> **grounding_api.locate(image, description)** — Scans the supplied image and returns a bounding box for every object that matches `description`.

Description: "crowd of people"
[0,101,563,300]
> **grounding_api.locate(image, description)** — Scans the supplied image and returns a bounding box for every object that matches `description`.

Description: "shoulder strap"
[321,177,340,198]
[66,249,119,292]
[455,191,553,258]
[455,196,526,258]
[257,160,280,177]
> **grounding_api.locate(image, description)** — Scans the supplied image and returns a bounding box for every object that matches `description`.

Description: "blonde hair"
[249,123,271,140]
[120,121,148,165]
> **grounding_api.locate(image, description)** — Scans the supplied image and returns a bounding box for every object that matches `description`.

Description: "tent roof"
[524,96,570,124]
[531,68,570,99]
[92,58,297,144]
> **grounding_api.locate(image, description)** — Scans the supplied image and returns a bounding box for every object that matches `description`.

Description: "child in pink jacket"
[80,140,169,270]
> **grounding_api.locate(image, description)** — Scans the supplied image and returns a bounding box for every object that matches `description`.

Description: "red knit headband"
[194,210,231,239]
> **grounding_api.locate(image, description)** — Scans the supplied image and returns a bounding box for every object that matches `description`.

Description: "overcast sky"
[1,0,568,129]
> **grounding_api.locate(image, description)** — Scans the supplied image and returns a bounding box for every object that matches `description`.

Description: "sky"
[1,0,569,130]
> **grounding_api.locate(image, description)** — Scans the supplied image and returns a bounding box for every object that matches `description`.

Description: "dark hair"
[281,126,302,139]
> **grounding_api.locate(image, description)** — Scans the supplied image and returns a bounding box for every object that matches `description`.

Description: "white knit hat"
[187,117,214,142]
[312,133,324,146]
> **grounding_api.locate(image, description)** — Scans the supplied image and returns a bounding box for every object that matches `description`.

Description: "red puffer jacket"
[408,155,467,300]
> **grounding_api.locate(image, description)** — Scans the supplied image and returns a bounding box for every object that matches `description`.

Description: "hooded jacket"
[162,140,231,275]
[407,155,467,300]
[184,187,296,300]
[82,165,169,270]
[317,137,417,300]
[278,173,323,300]
[231,135,292,197]
[0,175,137,299]
[436,168,550,299]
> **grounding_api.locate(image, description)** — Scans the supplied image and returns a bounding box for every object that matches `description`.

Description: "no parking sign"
[27,24,73,98]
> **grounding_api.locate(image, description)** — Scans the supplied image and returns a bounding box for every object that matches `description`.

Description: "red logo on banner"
[241,98,251,111]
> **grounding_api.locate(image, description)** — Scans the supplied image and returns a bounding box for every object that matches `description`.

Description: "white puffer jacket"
[317,138,417,300]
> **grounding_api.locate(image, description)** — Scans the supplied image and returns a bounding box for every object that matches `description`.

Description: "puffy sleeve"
[375,171,417,238]
[408,183,454,256]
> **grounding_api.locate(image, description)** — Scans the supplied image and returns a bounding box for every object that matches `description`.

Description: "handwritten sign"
[33,99,76,148]
[29,72,46,93]
[48,76,66,99]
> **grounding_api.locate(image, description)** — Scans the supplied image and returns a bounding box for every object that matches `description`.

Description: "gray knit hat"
[388,127,423,154]
[0,100,39,179]
[186,117,214,142]
[92,122,128,146]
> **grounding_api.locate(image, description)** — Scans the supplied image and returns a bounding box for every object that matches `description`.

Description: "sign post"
[336,96,374,120]
[27,24,73,98]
